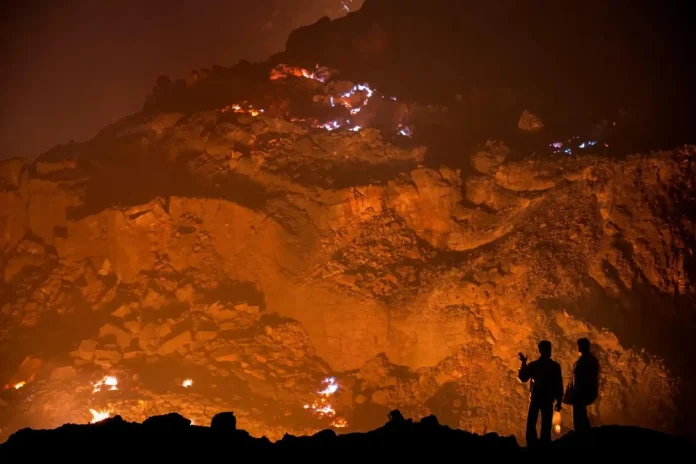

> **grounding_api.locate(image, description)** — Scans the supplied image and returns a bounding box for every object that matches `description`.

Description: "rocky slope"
[1,1,695,444]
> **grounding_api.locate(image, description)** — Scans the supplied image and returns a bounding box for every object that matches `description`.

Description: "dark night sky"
[0,0,362,160]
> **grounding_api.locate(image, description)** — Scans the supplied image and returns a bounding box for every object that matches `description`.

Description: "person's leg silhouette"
[539,403,553,445]
[526,402,539,446]
[573,403,590,432]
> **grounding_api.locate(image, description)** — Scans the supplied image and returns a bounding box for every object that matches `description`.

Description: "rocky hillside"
[1,0,695,443]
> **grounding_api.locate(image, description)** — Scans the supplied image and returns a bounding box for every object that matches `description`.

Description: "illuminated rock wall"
[1,57,694,443]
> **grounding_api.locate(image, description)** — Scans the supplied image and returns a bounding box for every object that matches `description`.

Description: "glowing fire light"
[397,125,412,137]
[304,377,348,427]
[182,378,193,388]
[89,408,112,424]
[303,400,336,418]
[317,120,342,131]
[331,417,348,428]
[13,381,26,390]
[221,103,263,117]
[270,64,327,83]
[349,126,362,132]
[318,377,339,396]
[554,424,561,433]
[92,375,118,393]
[333,83,376,115]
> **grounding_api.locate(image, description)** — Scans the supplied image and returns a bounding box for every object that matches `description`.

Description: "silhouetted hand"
[517,352,527,363]
[555,402,562,412]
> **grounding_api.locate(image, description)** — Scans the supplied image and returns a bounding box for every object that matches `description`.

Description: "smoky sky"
[0,0,362,160]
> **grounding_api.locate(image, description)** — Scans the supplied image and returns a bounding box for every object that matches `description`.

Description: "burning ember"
[221,103,264,117]
[336,83,376,115]
[304,377,348,428]
[316,120,342,131]
[318,377,339,396]
[13,381,26,390]
[550,139,598,155]
[397,125,412,137]
[182,378,193,388]
[92,375,118,393]
[330,417,348,428]
[89,408,112,424]
[270,64,330,83]
[304,401,336,418]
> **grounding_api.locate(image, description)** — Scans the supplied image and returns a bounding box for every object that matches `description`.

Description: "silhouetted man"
[518,340,563,446]
[570,338,599,432]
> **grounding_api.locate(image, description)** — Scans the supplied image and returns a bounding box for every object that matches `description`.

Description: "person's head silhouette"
[538,340,552,358]
[577,337,591,354]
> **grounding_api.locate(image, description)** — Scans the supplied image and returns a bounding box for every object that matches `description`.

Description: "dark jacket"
[518,357,564,405]
[573,353,600,405]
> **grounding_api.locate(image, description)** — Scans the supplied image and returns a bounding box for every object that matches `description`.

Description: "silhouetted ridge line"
[0,410,690,459]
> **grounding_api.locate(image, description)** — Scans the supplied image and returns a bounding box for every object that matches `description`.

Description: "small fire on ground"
[92,375,118,394]
[270,63,412,137]
[182,378,193,388]
[304,377,348,428]
[221,103,264,117]
[13,381,26,390]
[89,409,112,424]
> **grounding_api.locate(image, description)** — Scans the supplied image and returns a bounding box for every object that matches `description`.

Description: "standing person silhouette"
[518,340,564,446]
[569,338,600,432]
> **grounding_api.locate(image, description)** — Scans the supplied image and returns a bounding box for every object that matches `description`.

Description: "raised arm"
[518,357,532,382]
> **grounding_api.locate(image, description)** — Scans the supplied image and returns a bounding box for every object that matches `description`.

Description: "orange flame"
[92,375,118,393]
[330,417,348,428]
[221,103,263,117]
[270,64,327,83]
[182,378,193,388]
[89,408,112,424]
[13,381,26,390]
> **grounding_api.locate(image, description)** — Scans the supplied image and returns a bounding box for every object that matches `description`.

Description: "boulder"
[94,349,122,364]
[28,177,81,246]
[517,110,544,132]
[124,321,140,335]
[211,307,237,323]
[211,412,237,431]
[175,284,196,304]
[470,141,509,174]
[157,331,192,356]
[142,289,166,310]
[3,239,47,281]
[138,323,160,351]
[0,157,26,188]
[194,331,218,342]
[104,201,171,283]
[72,339,97,361]
[98,324,133,350]
[110,304,132,318]
[0,190,28,253]
[212,346,239,362]
[50,366,77,381]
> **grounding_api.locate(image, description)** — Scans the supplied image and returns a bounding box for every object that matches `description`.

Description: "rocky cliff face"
[1,2,695,443]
